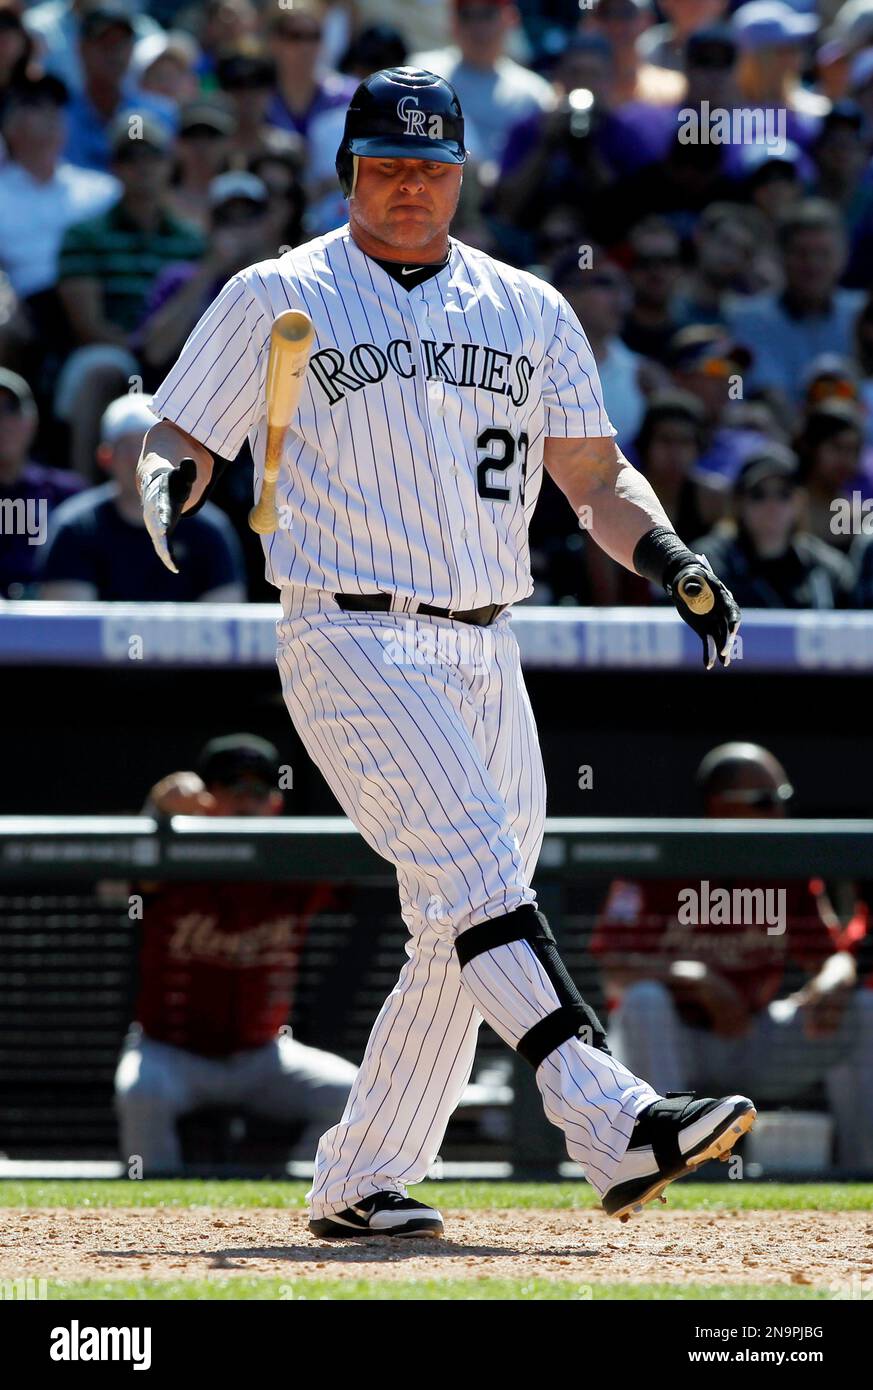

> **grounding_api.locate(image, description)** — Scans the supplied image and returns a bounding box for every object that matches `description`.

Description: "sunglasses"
[457,7,502,21]
[807,379,858,404]
[275,27,322,42]
[743,483,795,502]
[690,47,735,70]
[635,253,679,268]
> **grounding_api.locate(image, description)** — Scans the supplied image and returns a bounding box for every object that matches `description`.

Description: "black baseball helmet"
[335,67,466,197]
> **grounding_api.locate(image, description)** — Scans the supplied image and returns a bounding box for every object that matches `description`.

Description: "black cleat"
[309,1191,444,1239]
[602,1092,757,1222]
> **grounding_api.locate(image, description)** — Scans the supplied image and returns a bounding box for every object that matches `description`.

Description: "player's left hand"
[139,458,197,574]
[668,555,741,671]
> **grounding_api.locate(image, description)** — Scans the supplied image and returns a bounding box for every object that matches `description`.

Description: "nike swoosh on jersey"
[400,267,421,276]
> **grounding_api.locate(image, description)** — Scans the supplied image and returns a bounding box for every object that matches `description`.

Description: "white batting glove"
[138,457,197,574]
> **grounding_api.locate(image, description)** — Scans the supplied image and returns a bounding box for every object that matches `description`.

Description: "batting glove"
[668,554,741,670]
[139,457,197,574]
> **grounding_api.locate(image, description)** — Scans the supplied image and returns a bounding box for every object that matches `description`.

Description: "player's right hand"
[668,554,741,671]
[139,457,197,574]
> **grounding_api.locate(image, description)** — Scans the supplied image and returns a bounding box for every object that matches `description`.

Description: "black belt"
[334,593,505,627]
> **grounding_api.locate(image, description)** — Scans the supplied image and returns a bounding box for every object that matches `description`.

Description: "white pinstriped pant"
[276,589,659,1216]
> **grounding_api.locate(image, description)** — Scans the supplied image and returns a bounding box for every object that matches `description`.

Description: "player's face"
[351,157,463,256]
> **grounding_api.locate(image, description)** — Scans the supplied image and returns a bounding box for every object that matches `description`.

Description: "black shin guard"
[455,905,610,1067]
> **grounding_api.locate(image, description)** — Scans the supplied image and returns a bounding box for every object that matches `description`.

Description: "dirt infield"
[3,1207,873,1291]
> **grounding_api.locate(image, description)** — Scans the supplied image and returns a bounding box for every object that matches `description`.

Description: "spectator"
[56,115,204,477]
[551,249,648,441]
[637,0,729,74]
[412,0,554,168]
[23,0,161,98]
[795,400,870,551]
[733,1,828,134]
[586,0,685,106]
[591,742,873,1170]
[114,734,357,1174]
[856,293,873,442]
[727,200,867,408]
[63,4,176,173]
[681,21,740,110]
[130,30,201,111]
[265,0,356,147]
[354,0,450,55]
[139,171,273,381]
[636,390,725,540]
[0,368,84,598]
[693,445,854,608]
[338,21,408,79]
[0,75,117,375]
[810,100,868,222]
[490,62,618,261]
[620,219,684,364]
[38,393,245,601]
[167,100,236,232]
[0,4,36,103]
[733,143,807,230]
[846,44,873,128]
[816,0,873,104]
[192,0,258,87]
[588,390,726,604]
[248,136,306,251]
[673,203,762,327]
[215,40,277,166]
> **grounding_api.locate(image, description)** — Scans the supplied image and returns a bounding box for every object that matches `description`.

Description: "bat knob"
[678,574,715,615]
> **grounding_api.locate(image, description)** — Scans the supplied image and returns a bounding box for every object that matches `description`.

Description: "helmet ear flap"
[336,145,354,198]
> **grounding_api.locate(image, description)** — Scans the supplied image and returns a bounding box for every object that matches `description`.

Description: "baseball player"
[136,68,753,1236]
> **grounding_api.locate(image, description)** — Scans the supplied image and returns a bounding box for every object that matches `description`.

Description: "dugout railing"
[1,816,872,1178]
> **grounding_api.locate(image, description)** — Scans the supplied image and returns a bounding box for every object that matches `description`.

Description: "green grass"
[1,1179,871,1212]
[40,1278,847,1302]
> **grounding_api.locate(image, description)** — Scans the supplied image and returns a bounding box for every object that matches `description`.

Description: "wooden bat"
[677,574,715,615]
[248,310,315,535]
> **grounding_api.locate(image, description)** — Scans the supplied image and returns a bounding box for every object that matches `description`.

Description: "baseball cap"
[100,393,159,444]
[826,0,873,52]
[179,100,236,137]
[215,43,276,90]
[669,325,753,374]
[1,74,69,116]
[735,138,806,181]
[109,112,174,157]
[735,444,800,493]
[732,1,818,51]
[801,353,860,403]
[198,734,279,791]
[686,23,738,67]
[0,368,36,410]
[131,31,199,81]
[208,170,268,209]
[79,4,136,41]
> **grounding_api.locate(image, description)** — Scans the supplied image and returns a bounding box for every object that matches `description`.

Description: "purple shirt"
[265,71,356,140]
[0,461,85,598]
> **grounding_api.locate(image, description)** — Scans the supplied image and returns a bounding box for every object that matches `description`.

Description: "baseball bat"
[677,574,715,615]
[248,310,316,535]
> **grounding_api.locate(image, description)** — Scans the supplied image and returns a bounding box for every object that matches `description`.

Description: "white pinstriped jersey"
[152,224,614,609]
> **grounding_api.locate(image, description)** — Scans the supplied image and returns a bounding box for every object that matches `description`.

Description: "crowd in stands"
[2,0,873,607]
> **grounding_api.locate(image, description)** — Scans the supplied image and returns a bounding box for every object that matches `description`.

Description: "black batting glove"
[139,457,197,574]
[667,554,741,670]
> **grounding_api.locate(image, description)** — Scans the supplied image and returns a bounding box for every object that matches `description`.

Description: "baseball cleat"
[308,1191,444,1239]
[602,1092,757,1222]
